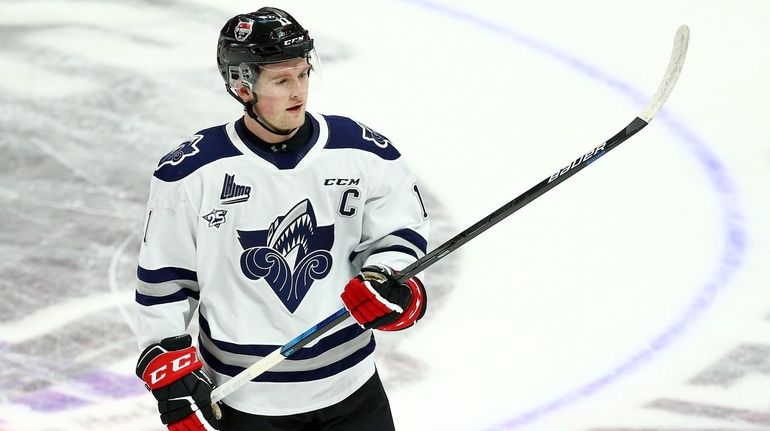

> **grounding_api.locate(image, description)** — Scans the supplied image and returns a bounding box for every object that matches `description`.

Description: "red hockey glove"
[341,264,427,331]
[136,334,220,431]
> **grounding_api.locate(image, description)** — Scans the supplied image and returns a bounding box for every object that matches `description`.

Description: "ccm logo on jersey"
[548,143,606,183]
[324,178,360,186]
[143,347,201,389]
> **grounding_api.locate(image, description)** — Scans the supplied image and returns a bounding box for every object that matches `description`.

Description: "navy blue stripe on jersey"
[369,245,419,259]
[154,125,242,183]
[234,114,320,170]
[199,315,367,360]
[199,335,375,383]
[135,288,199,306]
[348,229,427,263]
[349,246,419,262]
[390,228,428,253]
[323,115,401,161]
[137,266,198,283]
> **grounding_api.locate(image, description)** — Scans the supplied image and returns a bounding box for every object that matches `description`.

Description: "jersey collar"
[226,112,329,170]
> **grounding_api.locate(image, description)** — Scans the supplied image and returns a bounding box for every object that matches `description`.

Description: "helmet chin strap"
[245,103,297,136]
[226,85,297,136]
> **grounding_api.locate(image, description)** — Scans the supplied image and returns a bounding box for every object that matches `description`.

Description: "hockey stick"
[209,25,690,405]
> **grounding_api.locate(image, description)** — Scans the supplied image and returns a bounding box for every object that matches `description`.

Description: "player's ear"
[237,85,254,103]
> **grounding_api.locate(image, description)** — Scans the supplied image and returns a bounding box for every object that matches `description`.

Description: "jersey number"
[413,184,428,219]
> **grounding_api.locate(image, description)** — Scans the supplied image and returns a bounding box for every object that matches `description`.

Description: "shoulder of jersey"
[153,124,242,182]
[322,115,401,161]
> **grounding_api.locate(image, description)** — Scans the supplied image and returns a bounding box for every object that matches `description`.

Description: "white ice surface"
[1,1,769,430]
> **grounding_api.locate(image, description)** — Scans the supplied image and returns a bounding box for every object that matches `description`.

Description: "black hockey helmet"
[217,7,314,90]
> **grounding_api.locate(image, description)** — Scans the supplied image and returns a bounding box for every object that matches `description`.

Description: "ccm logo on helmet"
[148,353,197,385]
[284,36,305,45]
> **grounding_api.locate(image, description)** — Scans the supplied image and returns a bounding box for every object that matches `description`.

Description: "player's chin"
[283,105,306,126]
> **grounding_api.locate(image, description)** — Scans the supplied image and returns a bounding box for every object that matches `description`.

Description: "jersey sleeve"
[352,157,430,274]
[135,175,200,350]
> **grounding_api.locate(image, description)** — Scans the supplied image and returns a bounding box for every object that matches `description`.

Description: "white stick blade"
[639,25,690,123]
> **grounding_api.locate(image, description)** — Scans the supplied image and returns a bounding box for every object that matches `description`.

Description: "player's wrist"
[138,344,202,390]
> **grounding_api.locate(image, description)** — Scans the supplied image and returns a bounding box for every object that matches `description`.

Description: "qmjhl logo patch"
[220,173,251,205]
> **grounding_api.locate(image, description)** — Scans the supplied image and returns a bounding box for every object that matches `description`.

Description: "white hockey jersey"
[135,112,429,415]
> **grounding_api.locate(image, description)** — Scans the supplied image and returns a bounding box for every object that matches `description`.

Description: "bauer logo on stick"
[548,143,607,183]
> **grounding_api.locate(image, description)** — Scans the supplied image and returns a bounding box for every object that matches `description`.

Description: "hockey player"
[134,7,429,431]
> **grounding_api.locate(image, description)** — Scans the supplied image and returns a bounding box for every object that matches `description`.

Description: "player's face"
[252,58,311,131]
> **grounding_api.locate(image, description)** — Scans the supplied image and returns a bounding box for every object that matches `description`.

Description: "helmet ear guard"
[227,64,256,91]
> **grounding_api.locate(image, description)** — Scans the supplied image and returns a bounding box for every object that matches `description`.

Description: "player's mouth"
[286,103,304,113]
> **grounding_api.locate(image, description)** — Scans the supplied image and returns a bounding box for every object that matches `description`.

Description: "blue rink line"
[400,0,747,429]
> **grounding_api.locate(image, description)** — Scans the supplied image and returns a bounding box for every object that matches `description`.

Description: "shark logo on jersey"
[355,121,391,149]
[203,208,227,228]
[237,199,334,313]
[156,135,203,170]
